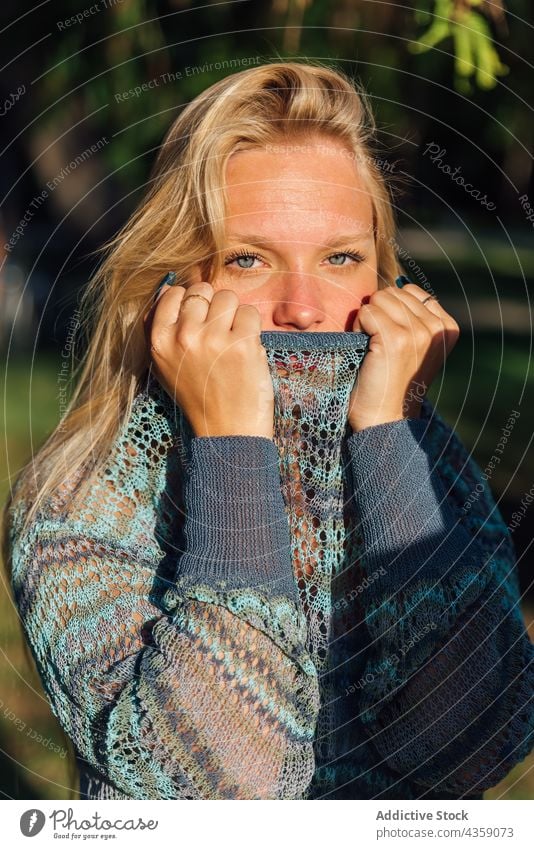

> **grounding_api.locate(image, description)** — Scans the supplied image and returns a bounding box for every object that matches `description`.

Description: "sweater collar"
[261,330,369,452]
[148,330,370,452]
[147,331,370,672]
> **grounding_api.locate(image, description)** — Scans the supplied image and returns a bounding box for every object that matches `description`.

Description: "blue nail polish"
[153,271,177,302]
[395,275,411,288]
[159,271,177,289]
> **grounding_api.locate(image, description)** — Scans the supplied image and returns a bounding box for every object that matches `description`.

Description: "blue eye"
[236,255,255,269]
[327,251,366,266]
[329,253,348,266]
[223,248,367,270]
[224,251,264,270]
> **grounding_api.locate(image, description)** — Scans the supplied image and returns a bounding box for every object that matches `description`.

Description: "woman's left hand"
[348,282,460,432]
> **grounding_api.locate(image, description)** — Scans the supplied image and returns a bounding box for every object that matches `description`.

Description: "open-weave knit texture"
[262,332,368,783]
[8,331,534,800]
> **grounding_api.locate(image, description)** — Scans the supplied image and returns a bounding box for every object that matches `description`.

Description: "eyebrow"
[225,232,374,249]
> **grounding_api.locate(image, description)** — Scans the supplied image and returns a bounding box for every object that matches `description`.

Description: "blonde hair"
[3,59,406,551]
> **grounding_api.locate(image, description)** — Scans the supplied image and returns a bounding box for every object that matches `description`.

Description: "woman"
[4,61,533,801]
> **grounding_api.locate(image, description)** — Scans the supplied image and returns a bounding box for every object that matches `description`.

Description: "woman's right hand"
[145,281,274,439]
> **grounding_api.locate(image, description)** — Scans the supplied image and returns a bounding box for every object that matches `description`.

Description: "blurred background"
[0,0,532,800]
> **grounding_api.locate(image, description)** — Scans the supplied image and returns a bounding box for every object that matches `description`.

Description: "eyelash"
[223,248,367,269]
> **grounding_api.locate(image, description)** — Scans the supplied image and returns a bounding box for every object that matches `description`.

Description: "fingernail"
[153,271,177,303]
[395,275,411,288]
[159,271,177,289]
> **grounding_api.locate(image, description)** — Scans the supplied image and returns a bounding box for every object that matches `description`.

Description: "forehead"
[224,138,374,238]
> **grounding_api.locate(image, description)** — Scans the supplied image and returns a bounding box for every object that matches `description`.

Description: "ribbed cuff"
[347,417,476,595]
[176,435,298,602]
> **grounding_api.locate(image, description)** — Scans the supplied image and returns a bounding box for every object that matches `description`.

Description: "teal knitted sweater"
[8,331,534,799]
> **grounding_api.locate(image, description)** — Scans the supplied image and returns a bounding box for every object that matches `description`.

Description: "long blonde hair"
[3,59,406,552]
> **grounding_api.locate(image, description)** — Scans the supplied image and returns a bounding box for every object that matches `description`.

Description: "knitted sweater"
[8,330,534,800]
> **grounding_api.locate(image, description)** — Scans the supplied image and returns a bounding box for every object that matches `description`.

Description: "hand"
[144,281,274,439]
[348,283,460,432]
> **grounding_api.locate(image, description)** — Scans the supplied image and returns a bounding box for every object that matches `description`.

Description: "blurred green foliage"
[3,0,528,196]
[411,0,509,92]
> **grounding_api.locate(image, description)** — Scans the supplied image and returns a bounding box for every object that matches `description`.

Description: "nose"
[271,272,326,331]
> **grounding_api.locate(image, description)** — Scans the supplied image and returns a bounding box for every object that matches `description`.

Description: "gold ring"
[421,294,438,306]
[181,294,211,308]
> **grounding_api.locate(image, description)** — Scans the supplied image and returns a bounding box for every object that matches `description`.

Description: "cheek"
[217,277,273,311]
[326,271,378,329]
[323,274,376,306]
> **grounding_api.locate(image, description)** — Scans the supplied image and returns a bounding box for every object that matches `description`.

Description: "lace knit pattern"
[263,331,368,777]
[8,331,534,800]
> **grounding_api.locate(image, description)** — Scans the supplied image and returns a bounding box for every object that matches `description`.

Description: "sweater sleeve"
[10,436,320,800]
[345,397,534,797]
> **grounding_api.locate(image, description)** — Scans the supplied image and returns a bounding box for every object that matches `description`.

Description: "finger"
[202,288,241,332]
[143,281,177,351]
[394,282,453,320]
[380,286,444,327]
[151,282,187,345]
[391,284,460,347]
[176,282,215,327]
[230,303,261,335]
[353,292,411,334]
[389,284,460,355]
[143,277,175,325]
[352,301,403,337]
